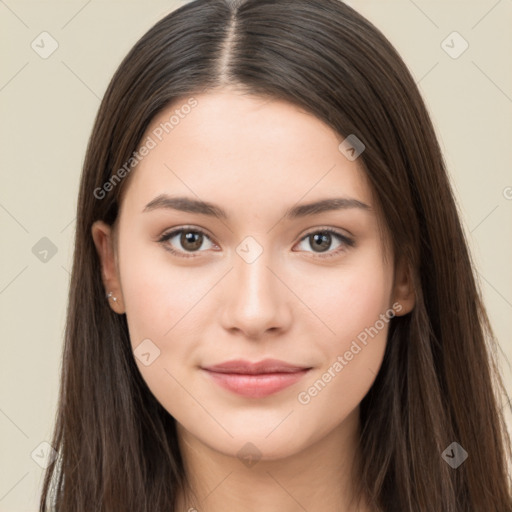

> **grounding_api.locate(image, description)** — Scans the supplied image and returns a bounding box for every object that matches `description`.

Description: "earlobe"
[392,258,415,316]
[91,220,125,314]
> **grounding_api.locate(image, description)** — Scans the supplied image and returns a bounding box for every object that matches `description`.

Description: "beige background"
[1,0,511,510]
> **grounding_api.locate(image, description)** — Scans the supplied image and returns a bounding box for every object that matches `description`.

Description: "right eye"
[158,227,217,258]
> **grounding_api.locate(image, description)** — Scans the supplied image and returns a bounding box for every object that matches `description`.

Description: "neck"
[174,407,373,512]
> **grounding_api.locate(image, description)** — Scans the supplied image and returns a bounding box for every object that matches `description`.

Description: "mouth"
[201,359,312,398]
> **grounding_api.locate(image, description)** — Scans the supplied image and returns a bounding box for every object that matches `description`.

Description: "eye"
[158,227,216,258]
[294,228,355,259]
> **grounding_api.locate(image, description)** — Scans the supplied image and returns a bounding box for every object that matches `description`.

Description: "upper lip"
[202,358,311,375]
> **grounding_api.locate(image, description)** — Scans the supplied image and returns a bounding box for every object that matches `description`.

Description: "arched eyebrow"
[142,194,371,220]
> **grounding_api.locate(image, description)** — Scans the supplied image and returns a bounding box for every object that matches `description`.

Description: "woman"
[39,0,512,510]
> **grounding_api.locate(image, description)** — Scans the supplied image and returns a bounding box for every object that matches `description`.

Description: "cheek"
[118,237,217,399]
[294,252,391,411]
[119,238,203,343]
[118,242,207,416]
[296,249,392,348]
[334,272,391,347]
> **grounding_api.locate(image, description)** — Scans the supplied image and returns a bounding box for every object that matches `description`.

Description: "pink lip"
[201,359,312,398]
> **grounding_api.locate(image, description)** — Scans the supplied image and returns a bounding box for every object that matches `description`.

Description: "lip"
[201,359,312,398]
[202,358,311,374]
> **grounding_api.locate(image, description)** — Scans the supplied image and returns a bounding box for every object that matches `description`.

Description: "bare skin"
[92,87,414,512]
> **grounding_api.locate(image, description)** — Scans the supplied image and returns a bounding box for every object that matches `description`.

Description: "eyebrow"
[142,194,371,220]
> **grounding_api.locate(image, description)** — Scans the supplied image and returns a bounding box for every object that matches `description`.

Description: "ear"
[91,220,125,314]
[391,257,415,316]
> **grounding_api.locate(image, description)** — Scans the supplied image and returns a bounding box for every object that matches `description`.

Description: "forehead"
[119,90,376,223]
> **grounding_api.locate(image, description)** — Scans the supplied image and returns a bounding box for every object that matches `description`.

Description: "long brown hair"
[39,0,512,510]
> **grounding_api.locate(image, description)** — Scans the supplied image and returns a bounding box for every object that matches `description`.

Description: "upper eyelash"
[157,226,354,259]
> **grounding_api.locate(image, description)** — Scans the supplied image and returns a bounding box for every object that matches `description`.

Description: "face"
[92,88,414,461]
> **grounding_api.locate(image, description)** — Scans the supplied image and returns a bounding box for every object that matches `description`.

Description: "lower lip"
[202,369,310,398]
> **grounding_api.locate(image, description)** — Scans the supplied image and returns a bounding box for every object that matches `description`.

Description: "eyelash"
[157,226,355,260]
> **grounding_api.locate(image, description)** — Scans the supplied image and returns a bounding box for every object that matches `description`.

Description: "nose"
[219,249,292,340]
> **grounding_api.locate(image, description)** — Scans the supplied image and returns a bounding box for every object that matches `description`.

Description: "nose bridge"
[234,237,278,308]
[221,236,288,336]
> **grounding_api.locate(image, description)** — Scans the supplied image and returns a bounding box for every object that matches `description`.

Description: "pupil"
[182,231,202,250]
[312,232,330,252]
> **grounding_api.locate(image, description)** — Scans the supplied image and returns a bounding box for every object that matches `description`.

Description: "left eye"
[295,229,354,258]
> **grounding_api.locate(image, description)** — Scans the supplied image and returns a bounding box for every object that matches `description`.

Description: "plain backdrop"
[1,1,511,510]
